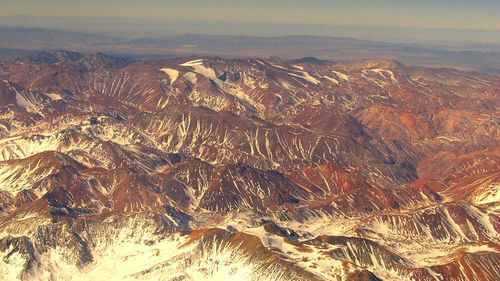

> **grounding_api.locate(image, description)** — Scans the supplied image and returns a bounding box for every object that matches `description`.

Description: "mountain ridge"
[1,27,499,73]
[0,51,498,280]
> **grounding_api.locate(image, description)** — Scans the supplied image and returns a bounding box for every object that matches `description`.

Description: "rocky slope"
[0,51,498,280]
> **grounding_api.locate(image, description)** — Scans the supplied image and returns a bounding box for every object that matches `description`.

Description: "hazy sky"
[0,0,499,30]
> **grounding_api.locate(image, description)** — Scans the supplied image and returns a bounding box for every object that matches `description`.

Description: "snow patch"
[180,59,204,67]
[0,246,25,281]
[436,135,461,142]
[159,68,179,85]
[332,71,349,82]
[270,63,319,85]
[12,229,308,281]
[183,72,198,84]
[192,65,216,80]
[45,93,63,101]
[369,69,398,83]
[179,59,216,80]
[243,226,284,249]
[471,182,499,206]
[15,91,34,110]
[292,70,320,85]
[465,244,498,253]
[323,76,339,85]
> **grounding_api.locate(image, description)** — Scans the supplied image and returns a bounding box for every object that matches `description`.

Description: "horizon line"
[1,14,500,33]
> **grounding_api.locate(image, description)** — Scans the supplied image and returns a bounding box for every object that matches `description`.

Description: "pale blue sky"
[0,0,499,30]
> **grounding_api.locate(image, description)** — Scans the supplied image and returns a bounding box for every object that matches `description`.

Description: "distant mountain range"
[0,26,499,73]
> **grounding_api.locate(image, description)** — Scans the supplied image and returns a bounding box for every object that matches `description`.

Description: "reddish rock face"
[0,51,498,280]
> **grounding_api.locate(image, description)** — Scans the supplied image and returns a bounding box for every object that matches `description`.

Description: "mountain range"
[0,50,498,280]
[1,26,499,73]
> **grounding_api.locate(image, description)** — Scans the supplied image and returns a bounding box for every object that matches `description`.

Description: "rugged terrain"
[0,51,498,280]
